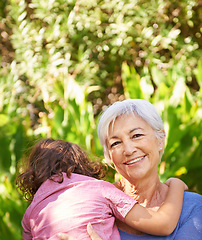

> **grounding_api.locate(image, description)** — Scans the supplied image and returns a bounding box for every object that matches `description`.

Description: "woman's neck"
[116,176,169,208]
[115,176,170,235]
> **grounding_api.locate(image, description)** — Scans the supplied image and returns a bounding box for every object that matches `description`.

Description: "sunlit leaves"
[0,0,201,238]
[122,61,202,193]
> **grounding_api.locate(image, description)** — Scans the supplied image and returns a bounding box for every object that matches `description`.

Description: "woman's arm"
[125,178,187,236]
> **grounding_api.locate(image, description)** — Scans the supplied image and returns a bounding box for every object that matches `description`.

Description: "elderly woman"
[60,99,202,240]
[97,99,202,239]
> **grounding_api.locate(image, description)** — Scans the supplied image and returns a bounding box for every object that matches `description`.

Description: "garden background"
[0,0,202,239]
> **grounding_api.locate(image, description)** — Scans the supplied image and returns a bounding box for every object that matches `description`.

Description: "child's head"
[16,138,104,201]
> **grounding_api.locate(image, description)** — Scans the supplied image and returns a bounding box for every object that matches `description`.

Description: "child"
[16,139,186,240]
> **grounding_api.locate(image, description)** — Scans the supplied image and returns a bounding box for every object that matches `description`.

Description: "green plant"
[122,60,202,193]
[0,0,201,238]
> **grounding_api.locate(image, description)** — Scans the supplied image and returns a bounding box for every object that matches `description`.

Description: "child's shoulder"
[70,173,116,189]
[69,173,98,182]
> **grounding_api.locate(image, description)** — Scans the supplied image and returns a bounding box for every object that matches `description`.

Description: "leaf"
[122,62,144,99]
[151,66,166,86]
[196,59,202,91]
[0,114,9,127]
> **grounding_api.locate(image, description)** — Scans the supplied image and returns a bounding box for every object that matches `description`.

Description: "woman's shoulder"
[183,191,202,204]
[180,191,202,219]
[182,191,202,210]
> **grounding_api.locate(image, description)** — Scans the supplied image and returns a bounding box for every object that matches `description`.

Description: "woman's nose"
[123,142,136,156]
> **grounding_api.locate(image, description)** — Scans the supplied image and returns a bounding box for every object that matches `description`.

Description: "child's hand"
[165,178,188,191]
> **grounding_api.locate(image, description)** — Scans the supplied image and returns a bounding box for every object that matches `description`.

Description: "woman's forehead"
[108,114,151,135]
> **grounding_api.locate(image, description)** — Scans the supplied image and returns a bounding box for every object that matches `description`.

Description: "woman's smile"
[107,113,163,181]
[124,155,146,165]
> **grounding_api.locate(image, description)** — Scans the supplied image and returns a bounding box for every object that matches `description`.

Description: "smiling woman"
[98,99,165,165]
[96,99,202,239]
[107,113,164,182]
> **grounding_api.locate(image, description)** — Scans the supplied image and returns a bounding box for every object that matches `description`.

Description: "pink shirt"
[22,173,137,240]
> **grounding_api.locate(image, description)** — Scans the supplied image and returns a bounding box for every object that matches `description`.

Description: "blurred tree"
[0,0,201,239]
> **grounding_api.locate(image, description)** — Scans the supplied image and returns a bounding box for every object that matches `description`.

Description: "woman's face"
[107,113,164,182]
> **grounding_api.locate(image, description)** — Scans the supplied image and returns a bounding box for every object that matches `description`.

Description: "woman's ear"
[158,129,166,151]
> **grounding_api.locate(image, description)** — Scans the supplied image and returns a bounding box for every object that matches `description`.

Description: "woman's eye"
[132,134,142,138]
[111,141,120,148]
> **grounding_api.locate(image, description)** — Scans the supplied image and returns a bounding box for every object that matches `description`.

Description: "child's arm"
[125,178,187,236]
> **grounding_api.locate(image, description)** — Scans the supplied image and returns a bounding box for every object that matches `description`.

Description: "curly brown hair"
[16,139,105,202]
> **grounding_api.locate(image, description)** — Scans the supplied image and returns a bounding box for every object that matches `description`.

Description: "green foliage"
[4,0,201,105]
[0,173,28,240]
[121,60,202,193]
[0,0,201,239]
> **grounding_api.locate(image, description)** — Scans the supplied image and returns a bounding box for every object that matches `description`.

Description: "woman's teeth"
[125,156,144,165]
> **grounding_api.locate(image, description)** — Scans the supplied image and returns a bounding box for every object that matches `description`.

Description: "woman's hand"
[57,223,102,240]
[87,223,102,240]
[57,233,76,240]
[165,178,188,191]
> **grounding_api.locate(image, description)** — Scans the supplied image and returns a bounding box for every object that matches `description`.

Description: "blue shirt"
[119,191,202,240]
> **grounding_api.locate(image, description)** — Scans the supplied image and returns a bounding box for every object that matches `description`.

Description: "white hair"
[97,99,165,163]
